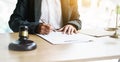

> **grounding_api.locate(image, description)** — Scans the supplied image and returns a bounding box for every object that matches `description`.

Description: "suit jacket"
[9,0,81,34]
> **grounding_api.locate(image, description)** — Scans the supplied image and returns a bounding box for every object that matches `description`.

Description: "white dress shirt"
[40,0,62,29]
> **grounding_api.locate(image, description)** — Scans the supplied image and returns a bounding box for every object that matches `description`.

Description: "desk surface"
[0,33,120,62]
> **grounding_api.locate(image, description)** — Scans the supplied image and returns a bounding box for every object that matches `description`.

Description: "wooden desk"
[0,33,120,62]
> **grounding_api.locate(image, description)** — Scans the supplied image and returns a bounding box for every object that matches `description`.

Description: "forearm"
[9,16,39,34]
[68,0,81,30]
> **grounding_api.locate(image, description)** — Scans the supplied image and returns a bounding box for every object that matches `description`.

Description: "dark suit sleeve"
[9,0,39,34]
[68,0,82,30]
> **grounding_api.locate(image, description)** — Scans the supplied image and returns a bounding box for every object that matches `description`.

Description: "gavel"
[8,26,37,51]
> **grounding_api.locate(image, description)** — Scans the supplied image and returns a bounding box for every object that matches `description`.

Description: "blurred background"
[78,0,120,30]
[0,0,17,33]
[0,0,120,62]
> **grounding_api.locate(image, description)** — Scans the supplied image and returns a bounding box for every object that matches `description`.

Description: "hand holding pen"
[38,19,54,35]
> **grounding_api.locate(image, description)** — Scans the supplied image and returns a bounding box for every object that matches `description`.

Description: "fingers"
[38,23,52,35]
[38,23,78,35]
[59,25,78,35]
[63,26,69,34]
[67,26,77,35]
[58,27,63,32]
[40,26,49,34]
[69,27,74,35]
[66,26,72,34]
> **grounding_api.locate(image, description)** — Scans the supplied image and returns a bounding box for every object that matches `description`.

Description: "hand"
[59,24,78,35]
[38,23,53,35]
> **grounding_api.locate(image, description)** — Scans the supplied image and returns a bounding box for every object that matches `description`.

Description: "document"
[37,32,96,44]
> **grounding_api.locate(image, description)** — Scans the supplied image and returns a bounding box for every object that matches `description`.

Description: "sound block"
[9,40,37,51]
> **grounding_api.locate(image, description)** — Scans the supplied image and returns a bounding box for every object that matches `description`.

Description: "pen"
[41,19,47,24]
[40,19,57,32]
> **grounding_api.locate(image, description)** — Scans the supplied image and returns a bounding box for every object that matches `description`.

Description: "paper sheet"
[37,32,96,44]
